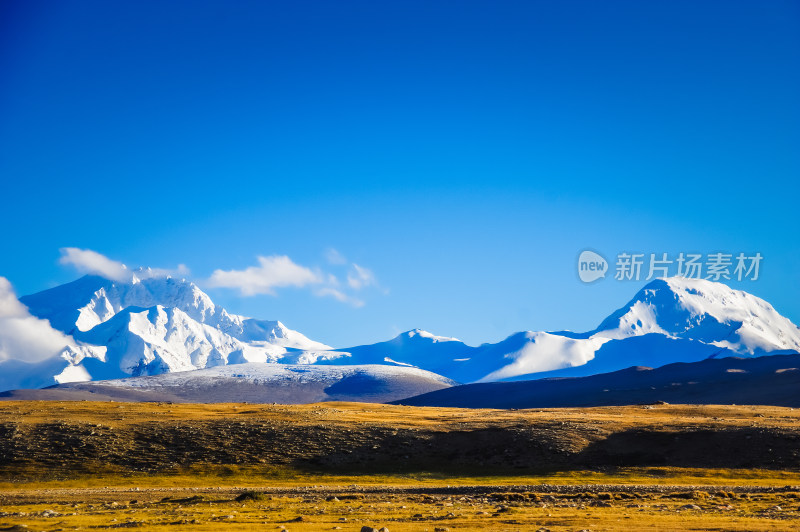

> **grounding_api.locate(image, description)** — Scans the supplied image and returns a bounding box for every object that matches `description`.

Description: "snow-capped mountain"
[525,277,800,381]
[312,277,800,383]
[1,274,798,392]
[20,272,328,350]
[0,273,331,389]
[313,329,470,372]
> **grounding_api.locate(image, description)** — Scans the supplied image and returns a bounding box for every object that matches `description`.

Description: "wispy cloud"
[143,264,191,279]
[0,277,75,363]
[314,287,365,308]
[324,247,347,265]
[59,247,129,282]
[59,248,191,282]
[207,255,321,296]
[57,247,385,308]
[347,263,377,290]
[207,253,384,307]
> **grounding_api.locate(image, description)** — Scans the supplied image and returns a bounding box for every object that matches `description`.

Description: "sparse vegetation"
[0,401,798,530]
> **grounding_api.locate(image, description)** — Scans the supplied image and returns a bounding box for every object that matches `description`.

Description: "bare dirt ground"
[0,401,799,530]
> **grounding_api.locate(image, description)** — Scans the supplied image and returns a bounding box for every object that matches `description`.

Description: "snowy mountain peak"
[19,274,222,334]
[398,329,461,343]
[594,277,800,354]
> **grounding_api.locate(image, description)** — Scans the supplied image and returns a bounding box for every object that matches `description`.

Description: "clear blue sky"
[1,0,798,347]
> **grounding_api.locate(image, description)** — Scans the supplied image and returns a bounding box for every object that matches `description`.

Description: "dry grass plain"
[0,401,799,531]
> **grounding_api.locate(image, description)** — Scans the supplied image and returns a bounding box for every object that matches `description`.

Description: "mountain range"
[0,272,798,398]
[313,276,800,383]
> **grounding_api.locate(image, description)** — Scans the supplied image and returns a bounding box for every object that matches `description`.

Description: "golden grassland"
[2,482,800,532]
[3,400,799,428]
[0,401,799,530]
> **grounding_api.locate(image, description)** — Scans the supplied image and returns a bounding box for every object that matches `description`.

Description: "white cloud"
[347,263,377,290]
[0,277,75,363]
[207,255,322,296]
[314,287,365,308]
[59,248,191,281]
[59,247,130,282]
[57,246,385,308]
[206,254,382,307]
[137,264,191,279]
[325,247,347,265]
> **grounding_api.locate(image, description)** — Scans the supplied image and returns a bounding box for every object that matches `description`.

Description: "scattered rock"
[235,491,265,502]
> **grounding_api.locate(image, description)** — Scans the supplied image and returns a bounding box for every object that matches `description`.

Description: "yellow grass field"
[0,401,799,530]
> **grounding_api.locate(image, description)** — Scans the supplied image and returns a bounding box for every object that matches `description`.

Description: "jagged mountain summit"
[20,272,327,350]
[1,273,332,390]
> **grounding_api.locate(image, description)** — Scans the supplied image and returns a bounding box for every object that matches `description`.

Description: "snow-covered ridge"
[50,363,458,404]
[403,328,462,343]
[95,362,456,389]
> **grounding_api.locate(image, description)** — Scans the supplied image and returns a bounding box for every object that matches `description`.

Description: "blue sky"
[1,0,798,347]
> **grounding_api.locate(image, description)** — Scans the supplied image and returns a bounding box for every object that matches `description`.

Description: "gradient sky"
[1,1,798,347]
